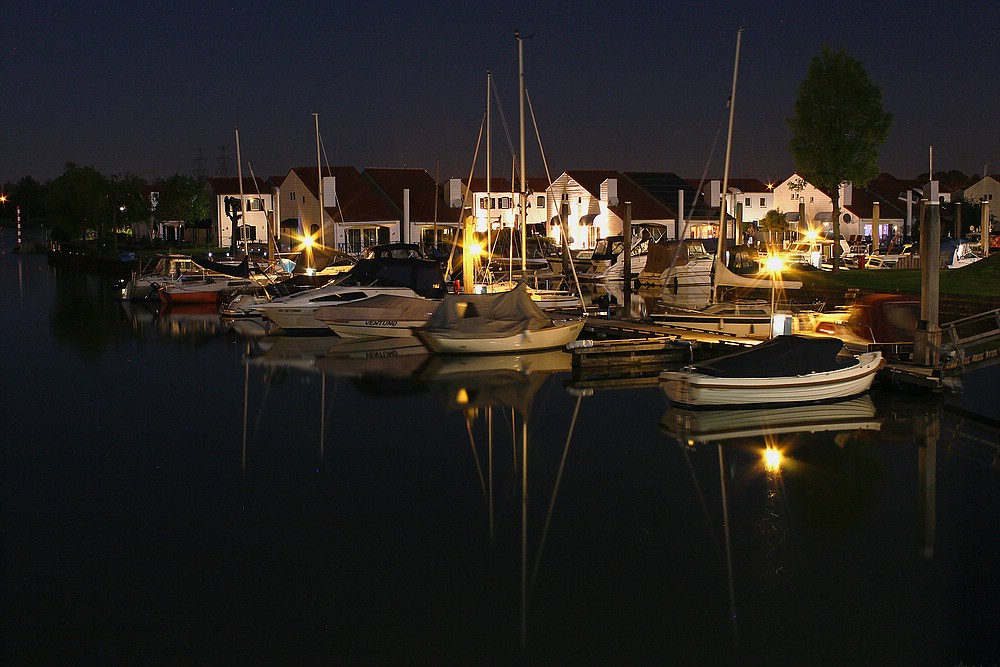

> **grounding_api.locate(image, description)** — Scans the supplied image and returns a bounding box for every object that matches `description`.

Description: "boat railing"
[940,307,1000,373]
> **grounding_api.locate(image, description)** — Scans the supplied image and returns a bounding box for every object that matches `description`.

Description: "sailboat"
[455,39,587,316]
[645,29,810,336]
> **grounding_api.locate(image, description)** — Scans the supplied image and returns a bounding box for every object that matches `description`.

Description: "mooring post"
[623,201,632,319]
[914,181,941,367]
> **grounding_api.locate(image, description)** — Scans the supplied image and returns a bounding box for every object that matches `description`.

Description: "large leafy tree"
[3,176,48,222]
[155,173,209,225]
[760,209,789,247]
[45,163,111,242]
[109,173,152,230]
[787,45,892,272]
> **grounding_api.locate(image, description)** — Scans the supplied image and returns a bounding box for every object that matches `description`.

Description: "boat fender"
[566,339,593,350]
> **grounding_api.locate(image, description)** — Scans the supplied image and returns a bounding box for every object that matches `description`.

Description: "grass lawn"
[786,252,1000,298]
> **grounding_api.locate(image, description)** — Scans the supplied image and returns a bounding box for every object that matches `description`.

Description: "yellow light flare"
[763,446,782,472]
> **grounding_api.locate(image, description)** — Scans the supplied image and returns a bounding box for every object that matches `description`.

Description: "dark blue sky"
[3,1,998,185]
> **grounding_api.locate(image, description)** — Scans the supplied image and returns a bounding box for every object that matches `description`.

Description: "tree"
[45,163,111,242]
[155,174,209,225]
[109,173,152,231]
[760,209,789,247]
[3,176,48,223]
[787,45,892,272]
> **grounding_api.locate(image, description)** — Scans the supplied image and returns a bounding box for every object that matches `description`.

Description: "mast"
[235,127,247,255]
[314,113,325,247]
[517,30,527,274]
[487,69,492,280]
[715,27,743,301]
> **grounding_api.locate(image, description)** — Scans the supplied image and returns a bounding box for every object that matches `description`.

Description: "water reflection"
[19,255,1000,662]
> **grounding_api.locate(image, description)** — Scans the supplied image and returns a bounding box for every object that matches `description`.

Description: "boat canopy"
[423,283,551,336]
[331,257,446,298]
[192,255,250,278]
[690,335,852,378]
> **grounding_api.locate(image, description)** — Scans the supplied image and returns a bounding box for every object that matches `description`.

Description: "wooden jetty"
[571,310,1000,393]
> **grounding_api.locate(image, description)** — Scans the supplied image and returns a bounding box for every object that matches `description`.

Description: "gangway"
[940,307,1000,373]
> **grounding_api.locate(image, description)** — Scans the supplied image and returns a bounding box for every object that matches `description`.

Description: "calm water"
[3,243,999,665]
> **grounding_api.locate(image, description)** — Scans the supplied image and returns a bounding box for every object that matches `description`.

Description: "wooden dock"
[573,313,1000,393]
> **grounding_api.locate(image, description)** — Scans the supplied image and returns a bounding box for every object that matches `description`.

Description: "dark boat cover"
[691,335,853,378]
[192,255,251,278]
[330,257,446,298]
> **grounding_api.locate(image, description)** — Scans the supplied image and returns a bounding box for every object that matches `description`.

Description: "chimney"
[445,178,463,208]
[402,188,410,244]
[323,176,337,207]
[602,178,619,206]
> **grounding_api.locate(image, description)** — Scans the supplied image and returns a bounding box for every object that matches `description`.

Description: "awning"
[815,211,833,222]
[579,213,598,226]
[784,212,800,222]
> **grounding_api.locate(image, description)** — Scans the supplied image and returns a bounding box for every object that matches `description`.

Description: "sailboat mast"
[487,69,492,277]
[235,127,247,255]
[717,27,743,263]
[517,30,527,274]
[314,112,325,247]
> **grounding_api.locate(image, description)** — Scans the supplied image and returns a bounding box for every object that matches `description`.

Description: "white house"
[546,170,676,249]
[205,177,275,250]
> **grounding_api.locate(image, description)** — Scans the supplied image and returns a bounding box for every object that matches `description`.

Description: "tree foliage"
[760,209,789,245]
[155,174,209,225]
[45,163,111,242]
[787,45,892,271]
[3,176,48,222]
[109,173,152,228]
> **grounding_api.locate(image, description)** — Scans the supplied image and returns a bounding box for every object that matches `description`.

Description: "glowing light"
[467,242,483,257]
[455,388,469,405]
[763,446,782,472]
[765,255,784,274]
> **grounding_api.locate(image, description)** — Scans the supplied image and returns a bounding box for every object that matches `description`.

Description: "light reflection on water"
[3,250,999,665]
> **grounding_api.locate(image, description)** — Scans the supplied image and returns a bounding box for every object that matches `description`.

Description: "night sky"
[3,1,998,186]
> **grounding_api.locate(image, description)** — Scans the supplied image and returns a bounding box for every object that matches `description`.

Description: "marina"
[4,242,1000,664]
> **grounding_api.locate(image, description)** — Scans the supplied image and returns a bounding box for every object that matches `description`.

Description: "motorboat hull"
[659,350,883,407]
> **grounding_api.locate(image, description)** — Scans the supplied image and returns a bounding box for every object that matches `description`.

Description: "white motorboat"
[413,283,585,354]
[253,256,447,334]
[121,254,199,301]
[637,239,715,288]
[659,334,884,407]
[314,293,439,338]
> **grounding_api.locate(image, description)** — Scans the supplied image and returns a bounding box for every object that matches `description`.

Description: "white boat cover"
[423,283,551,337]
[714,256,802,290]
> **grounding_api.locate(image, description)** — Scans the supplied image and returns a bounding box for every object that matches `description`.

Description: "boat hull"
[326,319,429,338]
[659,351,883,407]
[414,318,585,354]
